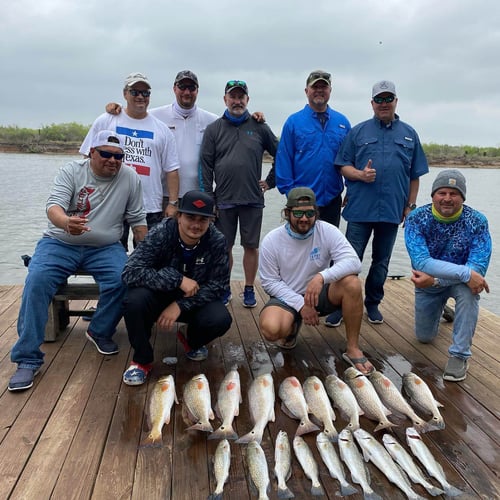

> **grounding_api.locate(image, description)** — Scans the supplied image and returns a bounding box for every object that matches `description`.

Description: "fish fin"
[208,425,239,441]
[443,484,464,497]
[281,402,297,420]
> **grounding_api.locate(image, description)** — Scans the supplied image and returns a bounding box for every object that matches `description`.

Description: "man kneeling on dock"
[121,190,232,385]
[9,131,147,392]
[258,187,375,375]
[405,169,491,382]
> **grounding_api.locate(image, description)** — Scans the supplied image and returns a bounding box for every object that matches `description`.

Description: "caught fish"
[354,428,427,500]
[209,366,242,440]
[278,376,319,436]
[406,427,464,497]
[208,439,231,500]
[141,374,178,447]
[182,373,214,432]
[316,431,358,496]
[236,373,275,444]
[274,430,294,499]
[324,374,363,430]
[369,372,429,433]
[382,434,444,497]
[402,373,445,430]
[344,367,396,432]
[303,376,338,441]
[246,441,271,499]
[292,436,325,496]
[338,428,382,500]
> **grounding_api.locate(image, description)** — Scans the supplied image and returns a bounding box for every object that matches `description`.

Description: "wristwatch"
[168,200,178,207]
[407,203,417,210]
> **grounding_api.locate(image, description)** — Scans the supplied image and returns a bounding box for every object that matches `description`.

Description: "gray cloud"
[2,0,499,146]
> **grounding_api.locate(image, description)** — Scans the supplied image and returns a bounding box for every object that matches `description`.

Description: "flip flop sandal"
[342,352,376,375]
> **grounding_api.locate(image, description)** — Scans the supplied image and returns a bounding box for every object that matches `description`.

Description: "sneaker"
[85,331,119,355]
[186,346,209,361]
[243,285,257,308]
[176,330,209,361]
[442,304,455,323]
[324,309,343,327]
[443,356,468,382]
[366,305,384,324]
[222,289,232,306]
[8,367,39,391]
[123,362,153,386]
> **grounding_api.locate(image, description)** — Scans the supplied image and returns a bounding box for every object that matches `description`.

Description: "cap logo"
[193,199,207,209]
[448,178,457,187]
[379,81,391,90]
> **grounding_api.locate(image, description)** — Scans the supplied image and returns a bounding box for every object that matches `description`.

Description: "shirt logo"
[310,247,321,261]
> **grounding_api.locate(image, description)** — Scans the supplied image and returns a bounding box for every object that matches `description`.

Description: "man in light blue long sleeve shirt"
[405,169,491,382]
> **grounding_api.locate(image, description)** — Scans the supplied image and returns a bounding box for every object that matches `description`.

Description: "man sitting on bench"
[9,130,147,392]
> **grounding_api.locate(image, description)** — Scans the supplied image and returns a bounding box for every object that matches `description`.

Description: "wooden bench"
[45,278,99,342]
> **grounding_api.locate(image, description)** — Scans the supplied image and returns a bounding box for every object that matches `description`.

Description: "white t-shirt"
[259,221,362,312]
[80,112,179,213]
[150,104,217,197]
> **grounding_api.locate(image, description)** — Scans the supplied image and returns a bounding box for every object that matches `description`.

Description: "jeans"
[415,283,479,359]
[124,287,233,365]
[346,221,399,307]
[11,238,128,370]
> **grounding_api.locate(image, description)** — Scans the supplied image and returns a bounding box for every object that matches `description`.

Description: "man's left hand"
[410,269,434,288]
[157,302,181,330]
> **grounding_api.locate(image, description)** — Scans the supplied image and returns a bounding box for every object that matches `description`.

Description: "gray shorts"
[261,283,336,322]
[216,206,263,248]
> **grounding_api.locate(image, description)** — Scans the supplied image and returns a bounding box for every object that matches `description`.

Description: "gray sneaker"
[443,356,468,382]
[8,367,39,391]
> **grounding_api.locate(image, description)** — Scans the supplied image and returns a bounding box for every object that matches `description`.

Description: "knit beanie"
[431,169,466,200]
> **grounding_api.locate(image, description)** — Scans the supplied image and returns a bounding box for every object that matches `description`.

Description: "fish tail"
[425,485,445,496]
[207,493,223,500]
[444,484,464,497]
[340,483,358,496]
[428,417,445,430]
[277,486,295,498]
[235,429,262,444]
[208,425,238,441]
[373,420,398,433]
[323,425,338,442]
[295,419,320,436]
[139,431,163,448]
[365,491,384,500]
[187,421,214,433]
[310,483,325,496]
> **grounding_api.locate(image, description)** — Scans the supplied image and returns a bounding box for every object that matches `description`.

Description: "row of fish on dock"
[141,367,463,498]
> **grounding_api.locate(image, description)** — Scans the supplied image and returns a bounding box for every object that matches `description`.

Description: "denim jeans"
[124,287,232,365]
[345,221,399,307]
[415,283,479,359]
[11,237,128,370]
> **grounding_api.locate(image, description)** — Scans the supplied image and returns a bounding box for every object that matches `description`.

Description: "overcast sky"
[2,0,499,147]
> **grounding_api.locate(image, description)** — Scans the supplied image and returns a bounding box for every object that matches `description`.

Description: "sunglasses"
[128,89,151,97]
[177,83,197,91]
[95,148,124,161]
[309,72,331,80]
[373,95,395,104]
[225,80,247,91]
[291,209,316,218]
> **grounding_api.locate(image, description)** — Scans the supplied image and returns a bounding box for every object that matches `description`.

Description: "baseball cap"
[124,72,151,89]
[178,190,215,217]
[91,130,124,151]
[174,70,199,86]
[306,70,332,86]
[286,187,317,208]
[431,169,467,200]
[225,80,248,94]
[372,80,396,97]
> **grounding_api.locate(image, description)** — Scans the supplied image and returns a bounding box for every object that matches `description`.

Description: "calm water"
[1,153,498,314]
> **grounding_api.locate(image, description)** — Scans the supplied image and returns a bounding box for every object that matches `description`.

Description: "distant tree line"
[1,124,500,163]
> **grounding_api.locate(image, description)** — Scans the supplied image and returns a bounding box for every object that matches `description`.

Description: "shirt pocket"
[394,137,415,165]
[354,136,378,164]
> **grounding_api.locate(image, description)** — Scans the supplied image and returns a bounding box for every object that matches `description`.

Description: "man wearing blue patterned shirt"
[405,169,491,382]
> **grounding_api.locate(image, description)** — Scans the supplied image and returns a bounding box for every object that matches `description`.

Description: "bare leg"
[259,306,295,342]
[242,247,258,287]
[328,275,374,374]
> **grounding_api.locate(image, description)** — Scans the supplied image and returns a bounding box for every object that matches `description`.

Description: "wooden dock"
[0,279,498,500]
